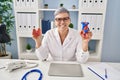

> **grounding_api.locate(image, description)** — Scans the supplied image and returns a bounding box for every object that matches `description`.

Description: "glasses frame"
[55,17,70,22]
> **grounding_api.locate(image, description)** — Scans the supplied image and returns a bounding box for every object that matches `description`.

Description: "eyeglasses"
[55,17,70,22]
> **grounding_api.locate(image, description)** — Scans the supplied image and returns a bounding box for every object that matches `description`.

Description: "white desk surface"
[0,59,120,80]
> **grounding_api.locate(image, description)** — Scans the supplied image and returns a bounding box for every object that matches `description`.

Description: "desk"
[0,59,120,80]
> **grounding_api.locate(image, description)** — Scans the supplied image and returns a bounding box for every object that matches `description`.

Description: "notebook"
[48,63,84,77]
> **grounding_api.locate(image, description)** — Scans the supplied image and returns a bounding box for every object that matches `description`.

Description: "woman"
[32,7,92,63]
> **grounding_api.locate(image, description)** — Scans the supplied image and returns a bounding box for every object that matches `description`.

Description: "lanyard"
[21,69,42,80]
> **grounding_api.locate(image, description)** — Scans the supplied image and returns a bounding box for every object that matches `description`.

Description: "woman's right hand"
[32,28,42,40]
[32,28,42,48]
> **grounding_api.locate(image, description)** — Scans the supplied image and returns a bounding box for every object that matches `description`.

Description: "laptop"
[48,63,84,77]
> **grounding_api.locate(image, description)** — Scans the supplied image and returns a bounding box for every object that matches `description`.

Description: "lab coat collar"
[54,28,61,46]
[54,28,73,46]
[63,28,73,46]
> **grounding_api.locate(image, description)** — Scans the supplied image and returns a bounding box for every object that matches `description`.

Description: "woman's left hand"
[80,30,92,42]
[80,30,92,52]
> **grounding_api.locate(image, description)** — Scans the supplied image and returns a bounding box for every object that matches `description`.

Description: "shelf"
[79,8,105,13]
[19,53,38,60]
[17,33,33,37]
[14,8,38,12]
[39,8,79,11]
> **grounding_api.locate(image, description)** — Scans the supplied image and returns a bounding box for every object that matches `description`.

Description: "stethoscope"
[21,69,43,80]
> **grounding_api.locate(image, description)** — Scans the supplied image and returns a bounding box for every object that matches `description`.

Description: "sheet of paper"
[88,63,120,80]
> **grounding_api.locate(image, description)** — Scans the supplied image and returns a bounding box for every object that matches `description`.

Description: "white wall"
[101,0,120,62]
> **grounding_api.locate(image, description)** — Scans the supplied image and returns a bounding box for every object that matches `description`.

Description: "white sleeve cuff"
[77,49,89,63]
[81,49,89,54]
[35,47,48,60]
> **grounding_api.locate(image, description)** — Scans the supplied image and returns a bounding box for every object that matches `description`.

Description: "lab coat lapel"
[54,28,62,46]
[63,28,73,46]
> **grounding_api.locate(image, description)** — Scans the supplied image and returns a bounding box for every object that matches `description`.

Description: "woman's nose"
[60,19,65,23]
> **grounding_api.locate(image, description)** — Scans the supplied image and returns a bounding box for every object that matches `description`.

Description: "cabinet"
[13,0,43,60]
[13,0,107,61]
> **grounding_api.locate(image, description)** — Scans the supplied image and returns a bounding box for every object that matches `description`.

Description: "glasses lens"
[55,17,69,22]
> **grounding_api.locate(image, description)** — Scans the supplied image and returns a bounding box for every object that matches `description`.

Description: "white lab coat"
[36,28,89,63]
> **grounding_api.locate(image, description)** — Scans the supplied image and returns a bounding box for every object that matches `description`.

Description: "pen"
[105,68,108,79]
[88,67,105,80]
